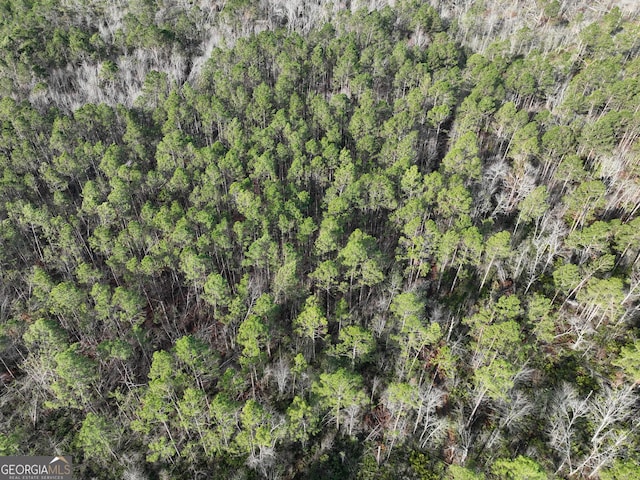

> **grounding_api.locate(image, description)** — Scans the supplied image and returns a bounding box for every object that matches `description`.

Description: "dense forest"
[0,0,639,478]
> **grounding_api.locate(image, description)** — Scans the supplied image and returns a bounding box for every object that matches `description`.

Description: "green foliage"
[203,273,231,315]
[174,335,216,380]
[491,456,546,480]
[441,131,481,183]
[474,359,517,401]
[0,3,638,479]
[49,343,98,409]
[312,368,367,431]
[97,339,133,361]
[385,382,420,423]
[446,465,485,480]
[600,459,640,480]
[517,185,548,227]
[77,413,119,461]
[294,295,328,355]
[527,293,555,344]
[553,262,581,296]
[339,229,385,289]
[479,231,511,289]
[23,318,68,354]
[286,396,319,446]
[613,341,640,382]
[0,433,20,456]
[329,325,376,366]
[237,314,269,365]
[391,292,425,323]
[563,180,606,229]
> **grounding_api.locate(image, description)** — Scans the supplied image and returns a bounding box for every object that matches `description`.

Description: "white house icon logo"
[47,456,72,476]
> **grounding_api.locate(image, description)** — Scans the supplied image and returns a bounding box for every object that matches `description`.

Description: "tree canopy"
[0,1,639,479]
